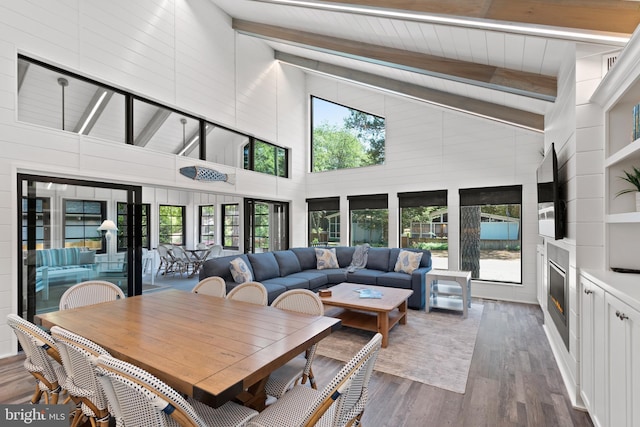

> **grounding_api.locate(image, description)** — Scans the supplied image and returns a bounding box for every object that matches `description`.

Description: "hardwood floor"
[0,300,593,426]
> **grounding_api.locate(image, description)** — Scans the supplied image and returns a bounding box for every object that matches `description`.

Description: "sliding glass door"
[244,198,289,253]
[18,174,143,320]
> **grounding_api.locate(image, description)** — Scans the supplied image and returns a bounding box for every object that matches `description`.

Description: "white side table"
[426,269,472,318]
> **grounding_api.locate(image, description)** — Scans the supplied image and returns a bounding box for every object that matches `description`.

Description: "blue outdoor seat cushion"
[376,271,413,289]
[291,247,317,270]
[248,252,280,282]
[366,247,391,271]
[334,246,356,268]
[273,250,302,276]
[262,276,310,291]
[286,271,329,288]
[346,269,386,285]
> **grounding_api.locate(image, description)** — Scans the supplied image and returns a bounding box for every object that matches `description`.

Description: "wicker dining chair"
[192,276,227,297]
[95,354,258,427]
[50,326,120,427]
[226,281,268,306]
[6,314,68,405]
[247,333,383,427]
[59,280,125,311]
[265,290,324,399]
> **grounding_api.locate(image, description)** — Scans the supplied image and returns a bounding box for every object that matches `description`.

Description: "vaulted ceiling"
[209,0,640,131]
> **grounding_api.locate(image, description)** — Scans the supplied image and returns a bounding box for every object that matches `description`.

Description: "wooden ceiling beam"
[312,0,640,34]
[234,19,557,101]
[275,51,544,131]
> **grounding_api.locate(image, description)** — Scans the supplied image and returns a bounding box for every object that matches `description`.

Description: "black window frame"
[158,205,186,246]
[117,202,150,252]
[63,199,106,253]
[199,205,216,245]
[347,194,389,247]
[222,204,240,250]
[243,138,289,178]
[307,197,340,246]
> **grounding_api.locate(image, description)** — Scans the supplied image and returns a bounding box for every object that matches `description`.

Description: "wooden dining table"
[35,289,341,410]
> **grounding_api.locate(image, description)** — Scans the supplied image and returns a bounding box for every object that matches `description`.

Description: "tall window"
[21,197,50,250]
[64,200,105,251]
[307,197,340,246]
[199,205,215,245]
[222,204,239,249]
[243,139,288,177]
[348,194,388,247]
[459,185,522,284]
[311,96,385,172]
[399,190,448,269]
[117,202,150,251]
[158,205,185,245]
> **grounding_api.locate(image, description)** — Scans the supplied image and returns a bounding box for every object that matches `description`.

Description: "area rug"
[316,303,484,394]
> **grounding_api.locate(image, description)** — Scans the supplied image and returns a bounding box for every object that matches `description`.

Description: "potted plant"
[616,166,640,211]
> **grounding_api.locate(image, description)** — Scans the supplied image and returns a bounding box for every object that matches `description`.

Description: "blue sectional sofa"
[199,246,432,310]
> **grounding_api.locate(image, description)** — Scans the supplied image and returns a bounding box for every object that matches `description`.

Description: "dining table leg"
[235,377,269,411]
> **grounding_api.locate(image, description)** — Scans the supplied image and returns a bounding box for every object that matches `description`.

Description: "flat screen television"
[537,143,565,240]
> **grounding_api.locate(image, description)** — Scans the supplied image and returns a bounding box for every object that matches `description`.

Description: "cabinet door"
[580,277,605,427]
[605,293,640,427]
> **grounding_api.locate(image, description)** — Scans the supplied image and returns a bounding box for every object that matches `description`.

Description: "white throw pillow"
[229,257,253,283]
[394,250,423,275]
[315,248,339,270]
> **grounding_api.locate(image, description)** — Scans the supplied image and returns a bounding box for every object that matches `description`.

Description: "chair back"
[6,314,64,402]
[271,289,324,316]
[304,333,382,427]
[192,276,227,297]
[50,326,113,423]
[208,245,223,258]
[226,281,268,305]
[95,354,207,427]
[59,280,125,311]
[196,242,208,250]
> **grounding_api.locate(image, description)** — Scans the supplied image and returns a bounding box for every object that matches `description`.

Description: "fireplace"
[547,245,569,350]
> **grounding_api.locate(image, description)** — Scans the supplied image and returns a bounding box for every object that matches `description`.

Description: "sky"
[312,97,351,127]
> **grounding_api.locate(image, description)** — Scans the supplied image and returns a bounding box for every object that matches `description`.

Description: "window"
[117,202,150,251]
[459,185,522,284]
[311,96,385,172]
[348,194,388,247]
[64,200,105,252]
[158,205,185,245]
[243,139,288,177]
[222,204,239,249]
[307,197,340,246]
[399,190,448,269]
[199,205,215,245]
[21,197,50,250]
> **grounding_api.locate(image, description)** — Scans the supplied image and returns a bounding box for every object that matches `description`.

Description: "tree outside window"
[222,204,239,249]
[307,197,340,246]
[199,205,215,245]
[158,205,185,245]
[311,96,385,172]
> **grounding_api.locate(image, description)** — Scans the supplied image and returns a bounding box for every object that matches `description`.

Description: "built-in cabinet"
[580,270,640,427]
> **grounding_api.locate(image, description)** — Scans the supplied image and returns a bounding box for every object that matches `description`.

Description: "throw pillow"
[229,257,253,283]
[78,250,95,265]
[315,248,339,270]
[394,250,423,275]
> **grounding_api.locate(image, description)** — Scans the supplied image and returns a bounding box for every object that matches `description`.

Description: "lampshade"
[97,220,118,232]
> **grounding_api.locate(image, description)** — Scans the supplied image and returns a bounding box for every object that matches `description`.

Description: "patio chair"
[192,276,227,297]
[171,246,195,277]
[265,290,324,399]
[6,314,68,405]
[95,354,258,427]
[247,333,382,427]
[208,244,223,259]
[226,281,268,305]
[156,244,176,276]
[59,280,125,311]
[50,326,119,427]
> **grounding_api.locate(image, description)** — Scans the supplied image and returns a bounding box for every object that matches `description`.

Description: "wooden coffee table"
[319,282,413,347]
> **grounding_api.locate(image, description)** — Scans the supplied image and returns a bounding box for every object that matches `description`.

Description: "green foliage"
[312,123,367,171]
[616,166,640,196]
[343,110,385,165]
[411,241,449,251]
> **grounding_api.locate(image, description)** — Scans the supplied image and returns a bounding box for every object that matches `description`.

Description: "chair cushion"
[229,257,253,283]
[366,248,390,271]
[346,269,385,285]
[248,252,281,282]
[315,248,339,270]
[263,276,310,291]
[394,250,423,274]
[273,251,302,276]
[286,272,329,289]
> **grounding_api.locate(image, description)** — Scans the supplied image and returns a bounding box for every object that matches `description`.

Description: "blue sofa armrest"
[410,266,432,310]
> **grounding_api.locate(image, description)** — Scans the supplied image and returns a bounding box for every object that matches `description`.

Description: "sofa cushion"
[366,247,390,271]
[389,248,432,271]
[304,268,347,284]
[273,251,302,276]
[334,246,356,268]
[394,250,423,274]
[78,250,95,265]
[229,257,253,283]
[346,269,386,285]
[263,276,310,291]
[291,247,317,270]
[200,254,245,282]
[247,252,281,282]
[315,248,339,270]
[377,271,413,289]
[286,272,329,289]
